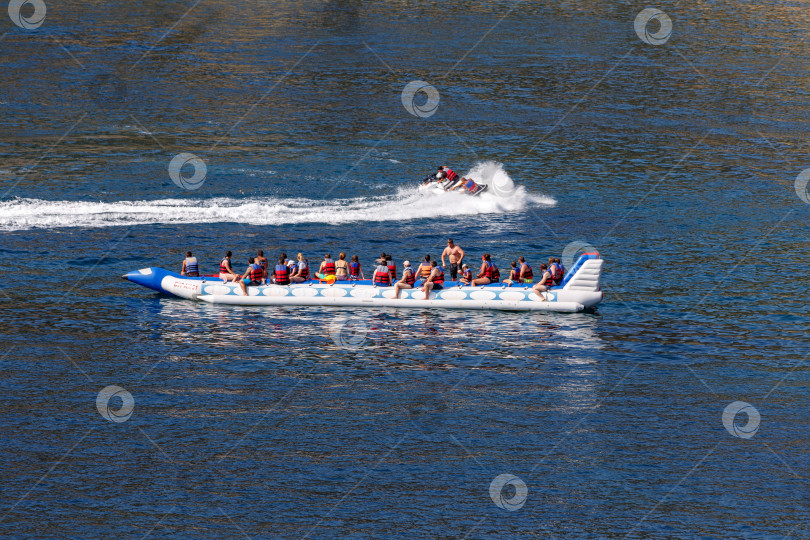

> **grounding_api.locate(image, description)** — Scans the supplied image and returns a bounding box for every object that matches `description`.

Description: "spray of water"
[0,162,554,231]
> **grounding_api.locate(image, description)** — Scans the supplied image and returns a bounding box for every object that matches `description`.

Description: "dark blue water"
[2,1,809,538]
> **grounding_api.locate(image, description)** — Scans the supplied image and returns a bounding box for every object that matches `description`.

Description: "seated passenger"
[290,253,309,283]
[531,263,554,300]
[451,176,480,194]
[518,256,533,284]
[554,257,565,285]
[472,254,498,285]
[273,256,291,285]
[373,260,392,287]
[317,254,336,280]
[417,254,432,281]
[503,261,519,286]
[421,260,445,299]
[459,264,473,285]
[219,251,238,283]
[349,255,364,280]
[386,254,397,282]
[393,261,416,299]
[181,251,199,277]
[256,250,268,277]
[335,252,350,281]
[238,257,265,296]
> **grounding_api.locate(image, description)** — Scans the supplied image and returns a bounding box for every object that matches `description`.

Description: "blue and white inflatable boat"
[123,254,603,313]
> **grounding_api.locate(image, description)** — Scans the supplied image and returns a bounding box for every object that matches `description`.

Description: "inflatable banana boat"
[123,254,603,313]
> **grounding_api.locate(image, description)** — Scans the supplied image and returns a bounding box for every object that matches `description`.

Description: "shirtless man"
[256,250,269,282]
[440,238,465,281]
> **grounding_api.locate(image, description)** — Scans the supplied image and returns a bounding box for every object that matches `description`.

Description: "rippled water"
[1,1,809,538]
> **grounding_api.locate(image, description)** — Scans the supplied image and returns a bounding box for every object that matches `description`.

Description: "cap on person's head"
[403,260,410,267]
[462,264,468,269]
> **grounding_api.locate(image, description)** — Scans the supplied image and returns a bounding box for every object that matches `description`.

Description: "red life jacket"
[220,257,231,273]
[484,261,495,279]
[509,268,519,281]
[431,266,444,286]
[322,258,335,275]
[485,262,500,283]
[445,168,458,182]
[274,264,289,285]
[539,270,553,287]
[388,262,397,281]
[349,261,360,279]
[403,267,415,286]
[549,263,563,284]
[521,263,533,281]
[248,263,263,282]
[373,265,391,286]
[462,269,472,281]
[298,261,309,280]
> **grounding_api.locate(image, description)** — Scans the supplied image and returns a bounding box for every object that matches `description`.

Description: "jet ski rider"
[439,165,461,189]
[451,175,482,194]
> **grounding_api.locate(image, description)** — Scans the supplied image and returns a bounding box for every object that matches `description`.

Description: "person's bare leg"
[239,281,248,296]
[532,284,547,301]
[394,283,412,299]
[423,282,433,300]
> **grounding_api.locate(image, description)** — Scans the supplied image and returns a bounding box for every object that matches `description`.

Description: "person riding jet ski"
[450,175,487,196]
[440,166,463,190]
[421,165,459,189]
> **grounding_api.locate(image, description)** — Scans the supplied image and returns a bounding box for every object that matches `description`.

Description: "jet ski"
[418,174,488,196]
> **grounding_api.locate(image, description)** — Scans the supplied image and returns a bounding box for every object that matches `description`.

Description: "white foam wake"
[0,164,555,231]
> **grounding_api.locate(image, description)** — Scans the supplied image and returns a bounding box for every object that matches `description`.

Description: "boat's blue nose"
[122,267,166,293]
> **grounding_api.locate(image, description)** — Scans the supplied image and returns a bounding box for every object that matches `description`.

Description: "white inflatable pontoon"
[123,254,603,313]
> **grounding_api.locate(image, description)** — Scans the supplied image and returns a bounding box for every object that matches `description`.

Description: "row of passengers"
[379,255,566,302]
[187,250,566,287]
[216,251,311,285]
[224,251,375,284]
[387,254,565,291]
[454,254,564,288]
[372,254,512,296]
[239,254,563,300]
[207,250,375,283]
[181,250,300,281]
